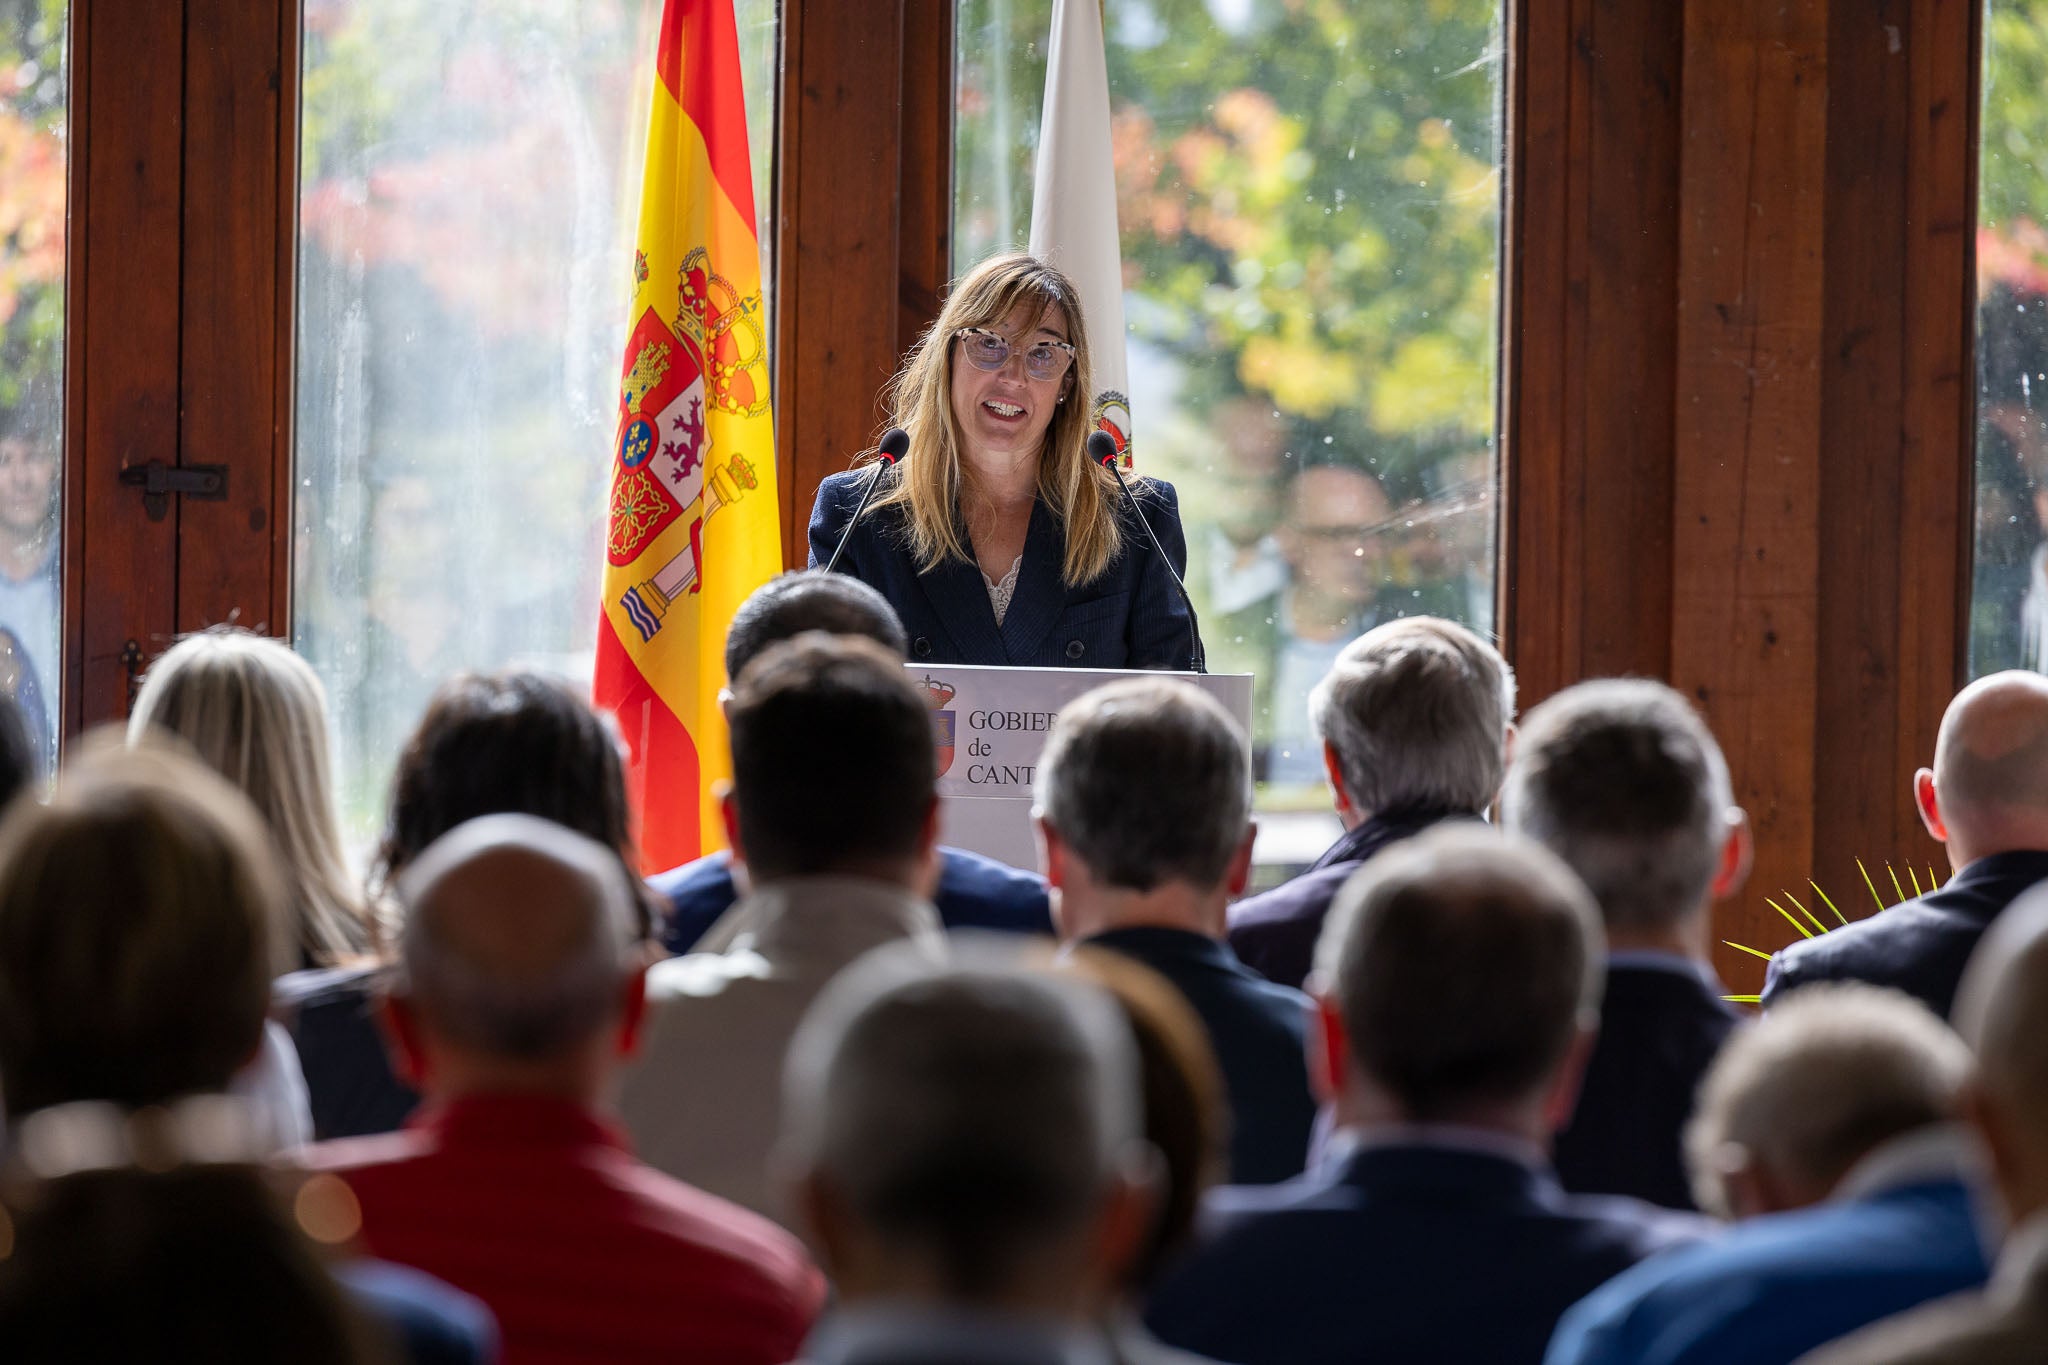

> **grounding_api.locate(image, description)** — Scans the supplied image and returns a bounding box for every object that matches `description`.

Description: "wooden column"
[1503,0,1687,705]
[1506,0,1980,990]
[773,0,954,570]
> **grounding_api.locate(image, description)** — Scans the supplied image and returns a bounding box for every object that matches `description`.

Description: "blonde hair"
[128,628,374,968]
[868,251,1126,587]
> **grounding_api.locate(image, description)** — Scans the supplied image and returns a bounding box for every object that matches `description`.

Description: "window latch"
[118,460,228,522]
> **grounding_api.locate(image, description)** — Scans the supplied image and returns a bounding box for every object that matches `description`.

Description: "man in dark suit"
[1763,670,2048,1019]
[1146,826,1707,1365]
[1037,678,1317,1185]
[1226,616,1511,988]
[652,570,1053,953]
[1503,679,1751,1209]
[781,948,1196,1365]
[1546,985,1988,1365]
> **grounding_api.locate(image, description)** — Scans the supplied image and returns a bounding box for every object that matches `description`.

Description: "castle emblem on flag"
[918,675,959,776]
[1091,389,1132,468]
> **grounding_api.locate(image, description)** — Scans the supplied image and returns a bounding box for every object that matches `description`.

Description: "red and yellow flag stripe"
[595,0,780,872]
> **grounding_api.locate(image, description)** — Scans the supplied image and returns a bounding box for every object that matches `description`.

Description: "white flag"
[1029,0,1132,466]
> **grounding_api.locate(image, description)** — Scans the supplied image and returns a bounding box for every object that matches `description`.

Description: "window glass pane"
[955,0,1503,852]
[0,0,64,774]
[295,0,779,852]
[1974,3,2048,676]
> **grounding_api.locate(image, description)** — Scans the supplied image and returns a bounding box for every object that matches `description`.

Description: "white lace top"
[983,555,1023,625]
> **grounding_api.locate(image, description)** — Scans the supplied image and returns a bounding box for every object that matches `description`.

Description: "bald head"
[396,814,638,1060]
[1930,672,2048,849]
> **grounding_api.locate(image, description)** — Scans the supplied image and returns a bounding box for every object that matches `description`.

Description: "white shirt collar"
[1831,1122,1987,1205]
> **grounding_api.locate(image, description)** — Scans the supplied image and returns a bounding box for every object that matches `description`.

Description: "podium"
[906,663,1256,871]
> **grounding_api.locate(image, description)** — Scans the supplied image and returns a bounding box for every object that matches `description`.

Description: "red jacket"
[305,1094,824,1365]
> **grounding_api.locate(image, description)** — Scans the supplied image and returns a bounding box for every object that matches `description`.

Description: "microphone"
[1091,430,1205,673]
[822,427,910,576]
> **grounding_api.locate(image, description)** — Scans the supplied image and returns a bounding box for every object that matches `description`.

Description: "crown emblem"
[917,675,956,709]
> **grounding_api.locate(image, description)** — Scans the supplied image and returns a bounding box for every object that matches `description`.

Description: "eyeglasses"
[954,327,1077,382]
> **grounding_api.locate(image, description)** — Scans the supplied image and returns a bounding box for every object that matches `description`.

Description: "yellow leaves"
[1239,332,1360,419]
[1372,333,1487,433]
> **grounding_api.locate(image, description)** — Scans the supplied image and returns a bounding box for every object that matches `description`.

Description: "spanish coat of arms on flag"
[595,0,781,871]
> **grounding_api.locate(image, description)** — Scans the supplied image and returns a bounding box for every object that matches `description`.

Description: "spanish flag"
[596,0,779,872]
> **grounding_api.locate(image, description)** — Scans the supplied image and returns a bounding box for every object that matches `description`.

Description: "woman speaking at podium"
[808,252,1203,671]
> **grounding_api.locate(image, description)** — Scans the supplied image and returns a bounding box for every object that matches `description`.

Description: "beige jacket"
[1799,1215,2048,1365]
[612,875,944,1224]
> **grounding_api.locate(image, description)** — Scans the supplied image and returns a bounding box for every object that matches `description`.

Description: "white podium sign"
[907,663,1255,871]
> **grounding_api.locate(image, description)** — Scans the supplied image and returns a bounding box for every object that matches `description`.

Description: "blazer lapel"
[997,498,1066,663]
[910,530,1008,664]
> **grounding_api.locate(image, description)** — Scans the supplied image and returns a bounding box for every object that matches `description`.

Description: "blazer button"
[914,637,933,659]
[1066,639,1086,660]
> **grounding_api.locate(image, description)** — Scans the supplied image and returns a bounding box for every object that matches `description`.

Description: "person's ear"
[1088,1147,1162,1301]
[1225,822,1258,899]
[718,783,745,867]
[1036,812,1067,888]
[914,797,944,900]
[1306,988,1348,1107]
[616,964,650,1058]
[1538,1023,1599,1137]
[1711,808,1754,899]
[1322,743,1354,819]
[376,995,431,1089]
[1914,768,1950,844]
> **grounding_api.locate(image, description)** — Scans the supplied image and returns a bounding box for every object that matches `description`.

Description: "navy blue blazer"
[1761,848,2048,1019]
[653,846,1054,955]
[276,963,420,1140]
[1144,1143,1708,1365]
[808,468,1202,670]
[339,1259,499,1365]
[1226,807,1471,989]
[1084,926,1317,1185]
[1545,1172,1989,1365]
[1554,960,1742,1211]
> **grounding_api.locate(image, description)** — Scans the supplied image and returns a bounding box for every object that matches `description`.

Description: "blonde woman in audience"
[128,626,378,967]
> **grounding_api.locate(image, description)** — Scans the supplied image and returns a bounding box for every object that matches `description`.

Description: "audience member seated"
[1502,678,1750,1209]
[616,634,948,1218]
[1546,984,1989,1365]
[1056,947,1230,1363]
[1764,670,2048,1018]
[1039,678,1317,1184]
[128,628,388,1143]
[1146,826,1707,1365]
[0,745,494,1365]
[1799,887,2048,1364]
[1227,617,1511,988]
[779,946,1197,1365]
[130,627,382,968]
[653,570,1050,952]
[286,670,658,1140]
[306,813,821,1365]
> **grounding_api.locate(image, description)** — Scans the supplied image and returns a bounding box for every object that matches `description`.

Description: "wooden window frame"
[56,0,1989,987]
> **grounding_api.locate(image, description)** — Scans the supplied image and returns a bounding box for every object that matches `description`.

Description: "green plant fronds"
[1906,864,1924,897]
[1724,994,1763,1004]
[1724,941,1774,962]
[1766,897,1815,939]
[1857,858,1886,912]
[1929,866,1941,891]
[1811,880,1849,925]
[1888,864,1908,903]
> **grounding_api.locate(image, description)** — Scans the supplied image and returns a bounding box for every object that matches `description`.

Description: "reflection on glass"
[954,0,1502,807]
[1974,3,2048,675]
[295,0,778,851]
[0,0,64,774]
